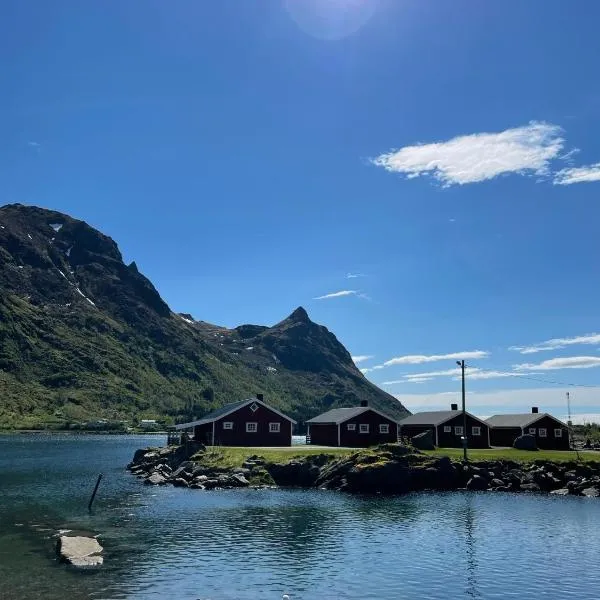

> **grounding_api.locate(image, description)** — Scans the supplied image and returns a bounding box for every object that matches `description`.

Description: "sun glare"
[284,0,379,41]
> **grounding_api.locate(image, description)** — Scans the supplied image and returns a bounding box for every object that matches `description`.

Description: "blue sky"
[2,0,600,421]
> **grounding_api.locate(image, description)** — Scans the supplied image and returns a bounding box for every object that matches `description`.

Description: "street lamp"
[457,360,468,461]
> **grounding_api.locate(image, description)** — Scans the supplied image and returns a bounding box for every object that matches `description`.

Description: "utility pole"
[457,360,467,461]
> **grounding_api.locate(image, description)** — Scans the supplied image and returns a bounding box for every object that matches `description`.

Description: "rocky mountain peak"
[287,306,310,323]
[0,203,170,324]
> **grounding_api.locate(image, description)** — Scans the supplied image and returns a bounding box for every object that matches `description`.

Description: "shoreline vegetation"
[128,443,600,497]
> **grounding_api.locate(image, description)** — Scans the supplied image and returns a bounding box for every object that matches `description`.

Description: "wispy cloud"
[382,350,489,367]
[371,121,565,187]
[465,370,537,381]
[510,333,600,354]
[383,366,540,384]
[314,290,358,300]
[554,162,600,185]
[389,376,435,384]
[346,272,366,279]
[515,356,600,371]
[383,368,463,385]
[352,355,373,364]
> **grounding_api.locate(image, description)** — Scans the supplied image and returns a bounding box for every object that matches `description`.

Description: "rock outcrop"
[514,434,538,451]
[411,430,435,451]
[128,444,600,498]
[56,536,103,567]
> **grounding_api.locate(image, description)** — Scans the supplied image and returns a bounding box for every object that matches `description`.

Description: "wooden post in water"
[88,473,103,512]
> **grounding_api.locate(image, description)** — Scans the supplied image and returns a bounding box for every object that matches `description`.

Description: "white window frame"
[472,426,481,436]
[379,424,389,434]
[359,424,370,434]
[249,402,259,413]
[454,426,463,436]
[554,428,563,438]
[529,428,536,435]
[246,422,258,433]
[269,422,280,433]
[443,425,452,433]
[223,421,233,430]
[347,423,356,431]
[539,428,547,438]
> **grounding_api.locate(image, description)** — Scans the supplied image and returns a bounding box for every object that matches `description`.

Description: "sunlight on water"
[1,434,600,599]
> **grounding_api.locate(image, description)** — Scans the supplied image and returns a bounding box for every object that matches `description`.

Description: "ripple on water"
[2,436,600,599]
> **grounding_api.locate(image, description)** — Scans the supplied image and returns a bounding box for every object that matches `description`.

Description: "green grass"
[423,447,600,463]
[192,446,354,468]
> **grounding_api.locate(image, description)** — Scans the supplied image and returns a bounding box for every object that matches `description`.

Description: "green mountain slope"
[0,204,409,429]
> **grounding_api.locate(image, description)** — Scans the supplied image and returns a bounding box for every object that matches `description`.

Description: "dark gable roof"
[306,407,368,424]
[485,413,567,428]
[307,406,398,425]
[399,410,488,428]
[175,398,296,429]
[198,399,250,422]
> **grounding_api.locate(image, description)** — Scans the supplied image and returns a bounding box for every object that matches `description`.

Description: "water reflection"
[463,495,480,599]
[3,437,600,600]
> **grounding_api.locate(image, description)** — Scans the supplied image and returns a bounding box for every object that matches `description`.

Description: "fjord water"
[1,435,600,600]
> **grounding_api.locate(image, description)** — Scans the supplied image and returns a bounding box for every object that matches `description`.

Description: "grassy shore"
[192,446,354,468]
[191,445,599,468]
[424,448,599,462]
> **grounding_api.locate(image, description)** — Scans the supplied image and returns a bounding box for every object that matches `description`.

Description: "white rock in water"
[56,535,104,567]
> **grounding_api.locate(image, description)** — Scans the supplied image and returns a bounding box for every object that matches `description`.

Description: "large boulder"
[56,536,103,567]
[513,434,538,451]
[145,472,166,485]
[582,487,600,498]
[466,475,488,491]
[411,430,435,451]
[520,482,541,492]
[266,460,321,487]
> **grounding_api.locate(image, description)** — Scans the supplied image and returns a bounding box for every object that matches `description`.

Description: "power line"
[464,365,600,389]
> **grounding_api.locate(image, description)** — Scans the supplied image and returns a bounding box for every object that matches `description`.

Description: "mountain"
[0,204,409,429]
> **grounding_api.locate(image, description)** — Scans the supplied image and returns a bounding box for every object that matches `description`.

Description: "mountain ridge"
[0,203,409,429]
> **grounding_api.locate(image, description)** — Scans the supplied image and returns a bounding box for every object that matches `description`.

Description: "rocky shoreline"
[128,444,600,498]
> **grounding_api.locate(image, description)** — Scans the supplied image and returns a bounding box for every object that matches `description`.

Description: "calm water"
[1,435,600,599]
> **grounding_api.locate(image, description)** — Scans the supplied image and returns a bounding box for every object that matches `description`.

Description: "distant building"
[175,394,296,447]
[399,404,490,448]
[486,407,569,449]
[139,419,159,430]
[306,401,399,447]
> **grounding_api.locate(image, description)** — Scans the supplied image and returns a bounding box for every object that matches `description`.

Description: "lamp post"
[457,360,467,461]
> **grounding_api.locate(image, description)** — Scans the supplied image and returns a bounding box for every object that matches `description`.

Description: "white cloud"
[352,355,373,364]
[403,376,434,384]
[515,356,600,371]
[360,368,372,374]
[383,368,463,385]
[314,290,357,300]
[382,350,489,367]
[382,366,546,384]
[554,162,600,185]
[346,272,366,279]
[371,121,565,187]
[510,333,600,354]
[463,370,537,381]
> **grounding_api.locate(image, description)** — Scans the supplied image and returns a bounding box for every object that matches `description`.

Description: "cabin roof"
[399,410,488,428]
[485,413,566,428]
[306,406,398,425]
[175,398,296,429]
